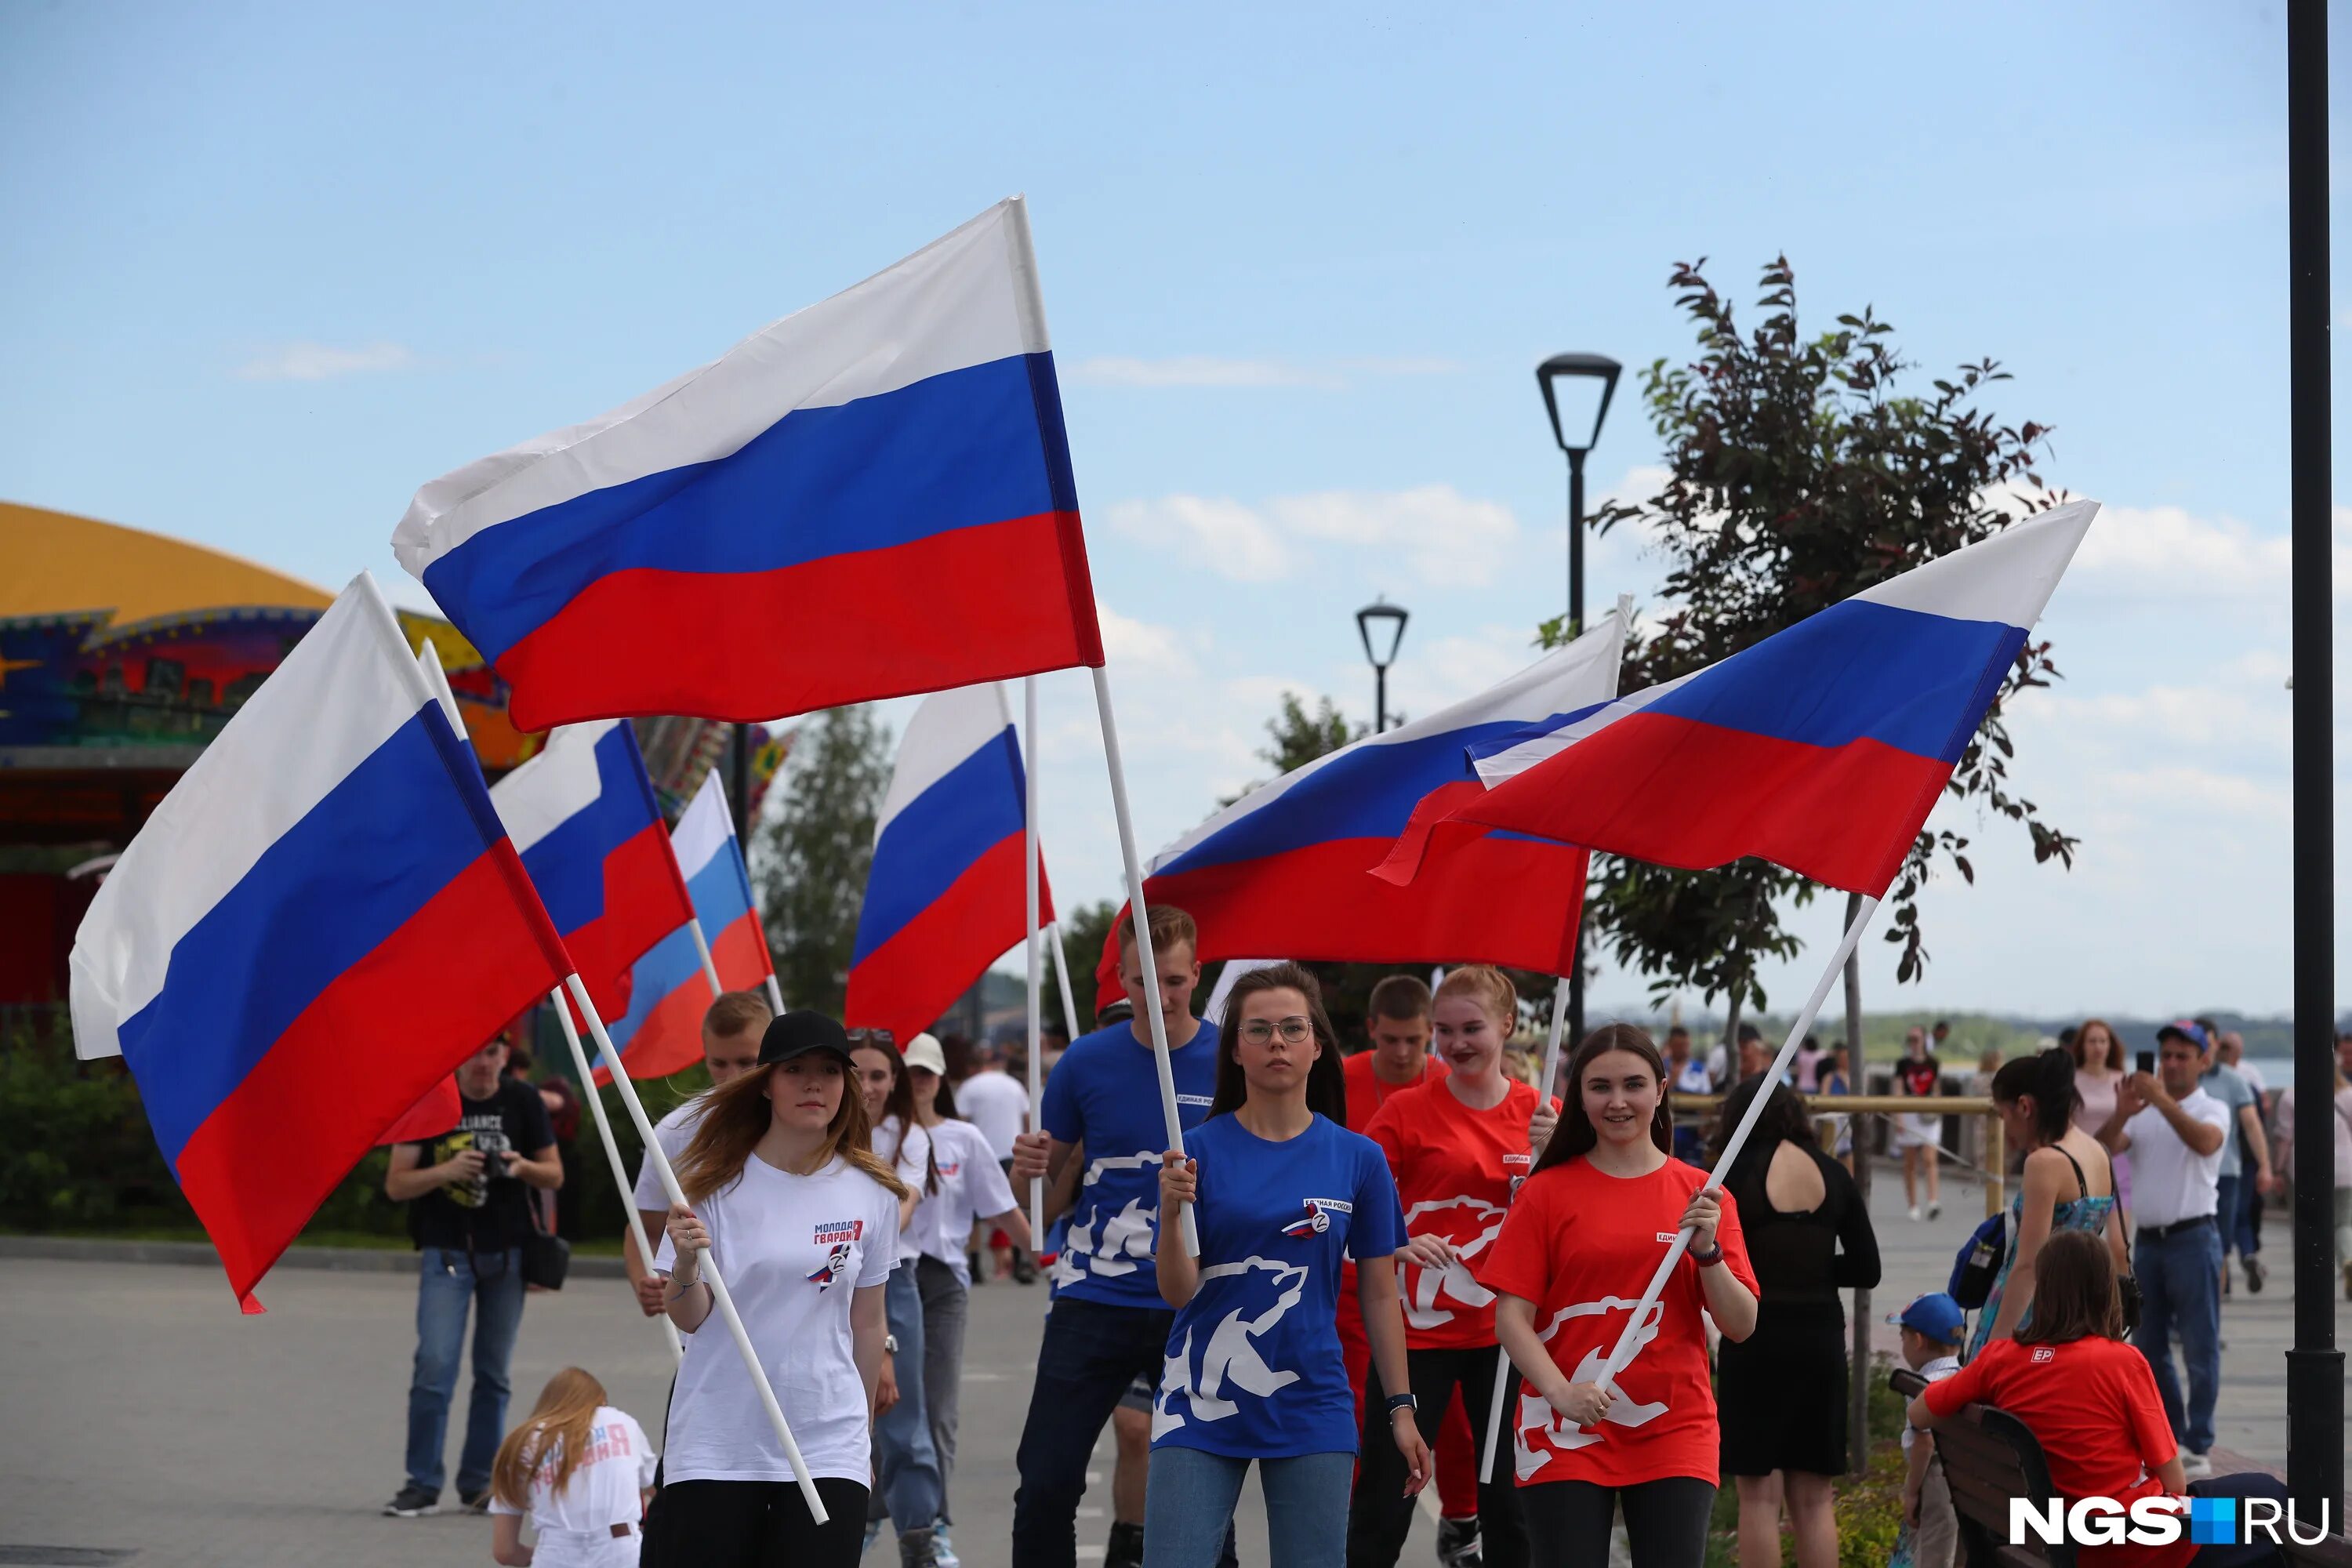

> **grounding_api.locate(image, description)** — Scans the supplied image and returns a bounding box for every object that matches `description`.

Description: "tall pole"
[729,721,752,848]
[2285,0,2343,1515]
[1374,666,1388,734]
[1841,889,1871,1478]
[1566,447,1588,1047]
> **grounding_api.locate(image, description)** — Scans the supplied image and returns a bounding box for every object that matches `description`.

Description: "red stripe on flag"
[1456,711,1954,897]
[1149,831,1585,974]
[376,1077,461,1147]
[174,850,569,1305]
[565,824,696,1022]
[499,513,1098,730]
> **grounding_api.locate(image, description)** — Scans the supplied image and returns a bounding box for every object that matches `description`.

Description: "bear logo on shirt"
[806,1241,854,1288]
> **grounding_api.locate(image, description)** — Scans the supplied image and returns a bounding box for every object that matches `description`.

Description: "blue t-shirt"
[1040,1015,1220,1308]
[1149,1112,1405,1459]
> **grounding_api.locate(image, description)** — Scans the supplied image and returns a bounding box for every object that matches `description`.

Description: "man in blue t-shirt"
[1009,904,1220,1568]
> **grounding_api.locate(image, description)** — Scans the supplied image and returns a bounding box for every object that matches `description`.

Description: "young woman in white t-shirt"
[900,1031,1032,1555]
[489,1367,655,1567]
[648,1012,909,1567]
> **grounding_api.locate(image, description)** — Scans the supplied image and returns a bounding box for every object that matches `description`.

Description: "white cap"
[902,1033,948,1076]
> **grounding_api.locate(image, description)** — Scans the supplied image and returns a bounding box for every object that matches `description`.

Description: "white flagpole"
[1089,666,1200,1256]
[1593,895,1882,1396]
[685,917,726,999]
[1046,920,1081,1044]
[562,971,829,1520]
[760,971,786,1014]
[1024,677,1047,1241]
[550,987,683,1364]
[1483,979,1573,1478]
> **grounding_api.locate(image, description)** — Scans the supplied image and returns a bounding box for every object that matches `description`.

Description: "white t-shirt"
[2125,1087,2230,1229]
[1900,1356,1962,1454]
[654,1154,898,1486]
[631,1094,710,1215]
[956,1069,1031,1161]
[488,1405,657,1531]
[876,1116,933,1264]
[914,1118,1022,1287]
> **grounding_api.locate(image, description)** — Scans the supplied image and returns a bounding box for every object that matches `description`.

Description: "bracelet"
[1688,1240,1724,1267]
[1386,1392,1418,1417]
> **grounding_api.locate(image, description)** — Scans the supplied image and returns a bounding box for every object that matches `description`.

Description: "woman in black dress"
[1712,1074,1881,1568]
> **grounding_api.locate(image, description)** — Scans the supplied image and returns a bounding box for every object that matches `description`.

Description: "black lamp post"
[1536,351,1621,1048]
[1356,598,1409,733]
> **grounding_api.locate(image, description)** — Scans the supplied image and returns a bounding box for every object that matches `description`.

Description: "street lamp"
[1356,598,1409,733]
[1536,350,1621,1051]
[1536,352,1622,633]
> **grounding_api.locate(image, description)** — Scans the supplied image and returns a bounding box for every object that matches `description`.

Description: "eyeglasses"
[846,1029,897,1046]
[1239,1018,1314,1046]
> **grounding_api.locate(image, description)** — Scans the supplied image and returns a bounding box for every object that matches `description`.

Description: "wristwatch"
[1385,1392,1418,1417]
[884,1334,900,1355]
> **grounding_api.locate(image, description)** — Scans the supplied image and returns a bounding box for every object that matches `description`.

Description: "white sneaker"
[935,1528,961,1568]
[2181,1451,2213,1479]
[1909,1206,1922,1221]
[1928,1201,1942,1220]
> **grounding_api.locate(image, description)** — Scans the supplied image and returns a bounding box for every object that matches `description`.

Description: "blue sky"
[1,2,2339,1016]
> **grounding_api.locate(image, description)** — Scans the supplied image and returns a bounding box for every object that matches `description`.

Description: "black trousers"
[1348,1344,1526,1568]
[1519,1476,1716,1568]
[640,1476,869,1568]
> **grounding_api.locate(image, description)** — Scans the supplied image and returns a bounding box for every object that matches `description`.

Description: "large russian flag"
[1143,612,1626,971]
[1392,501,2100,898]
[67,575,572,1309]
[601,772,778,1081]
[390,198,1104,731]
[845,684,1052,1044]
[492,720,695,1024]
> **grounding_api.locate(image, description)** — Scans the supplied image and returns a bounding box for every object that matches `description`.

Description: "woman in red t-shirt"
[1349,966,1559,1568]
[1483,1023,1759,1568]
[1911,1229,2288,1568]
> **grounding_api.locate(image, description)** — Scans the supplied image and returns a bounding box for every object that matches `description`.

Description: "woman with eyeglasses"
[1147,963,1427,1568]
[847,1030,948,1568]
[1348,964,1558,1568]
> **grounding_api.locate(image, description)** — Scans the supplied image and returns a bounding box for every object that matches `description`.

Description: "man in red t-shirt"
[1339,975,1481,1564]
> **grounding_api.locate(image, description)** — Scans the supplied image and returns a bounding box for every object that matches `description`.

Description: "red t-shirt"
[1364,1078,1554,1350]
[1922,1337,2193,1568]
[1344,1049,1449,1132]
[1478,1156,1756,1489]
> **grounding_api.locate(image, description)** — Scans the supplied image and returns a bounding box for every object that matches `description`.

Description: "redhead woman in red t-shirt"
[1349,966,1559,1568]
[1484,1024,1759,1568]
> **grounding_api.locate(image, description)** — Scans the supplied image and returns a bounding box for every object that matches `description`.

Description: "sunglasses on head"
[846,1029,898,1047]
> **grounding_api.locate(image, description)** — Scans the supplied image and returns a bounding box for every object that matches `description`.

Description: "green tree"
[754,705,893,1014]
[1218,693,1369,807]
[1555,257,2078,1024]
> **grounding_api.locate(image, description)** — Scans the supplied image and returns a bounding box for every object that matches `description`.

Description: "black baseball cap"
[758,1011,857,1068]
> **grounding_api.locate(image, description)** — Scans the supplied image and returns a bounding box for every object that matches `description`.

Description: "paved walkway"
[0,1160,2339,1566]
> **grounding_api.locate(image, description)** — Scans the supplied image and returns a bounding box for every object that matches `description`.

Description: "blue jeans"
[1142,1448,1352,1568]
[874,1260,942,1537]
[2214,1174,2243,1259]
[405,1246,525,1496]
[2134,1218,2223,1454]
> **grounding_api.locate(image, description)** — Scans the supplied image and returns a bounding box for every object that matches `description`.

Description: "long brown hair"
[2071,1018,2121,1073]
[1531,1023,1672,1174]
[673,1060,910,1204]
[2016,1228,2125,1345]
[855,1038,940,1196]
[1208,962,1347,1123]
[490,1367,606,1511]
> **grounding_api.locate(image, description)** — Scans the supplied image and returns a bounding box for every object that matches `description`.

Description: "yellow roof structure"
[0,499,335,626]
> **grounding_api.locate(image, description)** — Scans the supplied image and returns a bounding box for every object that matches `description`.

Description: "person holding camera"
[382,1032,564,1519]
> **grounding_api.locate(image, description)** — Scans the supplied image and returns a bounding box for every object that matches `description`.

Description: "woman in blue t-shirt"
[1146,962,1428,1568]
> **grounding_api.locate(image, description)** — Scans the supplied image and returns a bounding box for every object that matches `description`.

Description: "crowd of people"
[365,927,2352,1568]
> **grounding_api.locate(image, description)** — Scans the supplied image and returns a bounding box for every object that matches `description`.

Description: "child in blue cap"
[1888,1293,1965,1568]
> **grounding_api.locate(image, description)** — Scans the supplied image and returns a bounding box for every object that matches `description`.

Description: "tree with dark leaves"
[1550,256,2078,1025]
[753,705,893,1015]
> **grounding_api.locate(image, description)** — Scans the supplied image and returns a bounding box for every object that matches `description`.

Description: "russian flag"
[390,198,1104,731]
[1142,612,1627,971]
[491,720,696,1025]
[845,684,1052,1044]
[1391,500,2100,898]
[67,575,572,1309]
[600,772,778,1082]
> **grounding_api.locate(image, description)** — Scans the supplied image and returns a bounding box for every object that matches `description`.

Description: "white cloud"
[2065,499,2292,601]
[1270,485,1519,588]
[235,340,416,381]
[1094,604,1194,676]
[1067,354,1462,390]
[1108,495,1295,582]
